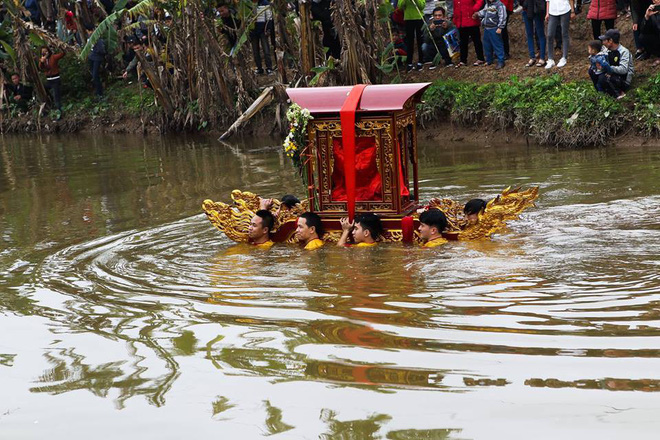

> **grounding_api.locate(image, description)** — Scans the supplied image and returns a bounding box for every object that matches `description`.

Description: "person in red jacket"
[588,0,617,39]
[447,0,486,65]
[38,46,64,114]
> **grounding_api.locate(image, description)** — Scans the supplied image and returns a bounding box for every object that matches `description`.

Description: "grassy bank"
[418,74,660,148]
[3,57,660,147]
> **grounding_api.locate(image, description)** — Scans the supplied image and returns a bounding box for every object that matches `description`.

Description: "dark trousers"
[589,70,628,97]
[422,39,452,64]
[523,11,546,59]
[501,14,511,56]
[483,28,505,64]
[633,27,642,51]
[404,19,424,64]
[88,59,103,96]
[45,77,62,110]
[458,25,484,63]
[590,18,616,40]
[267,20,276,51]
[640,31,660,57]
[251,31,272,70]
[321,20,341,59]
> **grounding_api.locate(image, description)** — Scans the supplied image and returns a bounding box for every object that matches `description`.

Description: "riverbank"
[4,72,659,148]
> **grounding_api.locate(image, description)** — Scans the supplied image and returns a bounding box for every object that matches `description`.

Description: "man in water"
[418,209,448,247]
[464,198,488,224]
[296,212,324,250]
[248,209,276,249]
[337,213,382,247]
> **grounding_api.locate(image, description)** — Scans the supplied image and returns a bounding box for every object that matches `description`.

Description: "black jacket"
[7,83,33,101]
[521,0,546,17]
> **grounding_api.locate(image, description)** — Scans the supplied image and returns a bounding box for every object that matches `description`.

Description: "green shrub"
[420,75,627,147]
[417,80,462,125]
[632,73,660,135]
[451,83,493,125]
[58,55,90,102]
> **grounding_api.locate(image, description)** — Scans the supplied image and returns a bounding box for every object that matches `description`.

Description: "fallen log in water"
[219,86,274,141]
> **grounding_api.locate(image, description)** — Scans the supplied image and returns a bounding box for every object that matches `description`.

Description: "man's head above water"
[248,209,275,244]
[463,198,487,223]
[353,213,383,244]
[418,209,447,241]
[296,212,324,244]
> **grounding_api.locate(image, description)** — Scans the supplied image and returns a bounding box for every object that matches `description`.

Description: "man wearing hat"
[594,29,634,99]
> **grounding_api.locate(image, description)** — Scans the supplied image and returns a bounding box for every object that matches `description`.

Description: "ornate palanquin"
[202,84,539,244]
[280,84,431,242]
[288,84,426,219]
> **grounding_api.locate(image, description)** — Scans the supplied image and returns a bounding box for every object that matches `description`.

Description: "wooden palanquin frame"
[306,109,419,217]
[286,83,431,220]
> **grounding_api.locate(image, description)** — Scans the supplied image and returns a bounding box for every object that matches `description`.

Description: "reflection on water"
[2,134,660,437]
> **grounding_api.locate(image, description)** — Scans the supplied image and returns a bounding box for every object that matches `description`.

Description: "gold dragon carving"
[421,186,539,240]
[202,186,538,244]
[202,190,309,243]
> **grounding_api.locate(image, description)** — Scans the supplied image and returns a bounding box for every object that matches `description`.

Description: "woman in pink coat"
[587,0,617,39]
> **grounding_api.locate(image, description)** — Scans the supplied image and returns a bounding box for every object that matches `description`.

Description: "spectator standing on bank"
[38,46,64,115]
[640,0,660,64]
[87,30,106,98]
[630,0,652,58]
[500,0,514,58]
[311,0,341,59]
[25,0,41,25]
[217,4,241,50]
[522,0,547,66]
[399,0,427,71]
[587,0,617,39]
[447,0,486,66]
[475,0,507,68]
[545,0,576,68]
[250,0,274,75]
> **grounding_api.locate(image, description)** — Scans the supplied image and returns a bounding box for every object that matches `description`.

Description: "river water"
[1,133,660,439]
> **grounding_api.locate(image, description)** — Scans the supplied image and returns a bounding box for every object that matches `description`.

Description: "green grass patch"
[419,75,645,147]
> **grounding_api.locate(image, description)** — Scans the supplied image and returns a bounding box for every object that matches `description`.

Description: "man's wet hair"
[464,199,488,215]
[281,194,300,209]
[433,6,446,14]
[255,209,275,234]
[588,40,602,52]
[419,209,447,233]
[300,212,324,237]
[356,213,383,239]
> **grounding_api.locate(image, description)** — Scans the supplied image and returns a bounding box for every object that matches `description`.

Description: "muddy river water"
[1,133,660,438]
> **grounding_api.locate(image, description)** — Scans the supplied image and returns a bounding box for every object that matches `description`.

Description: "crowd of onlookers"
[1,0,660,117]
[388,0,658,97]
[0,0,177,117]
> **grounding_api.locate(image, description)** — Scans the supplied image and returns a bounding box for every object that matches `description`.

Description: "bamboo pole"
[219,86,274,140]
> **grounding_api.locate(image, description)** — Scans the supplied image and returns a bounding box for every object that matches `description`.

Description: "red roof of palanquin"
[286,83,431,114]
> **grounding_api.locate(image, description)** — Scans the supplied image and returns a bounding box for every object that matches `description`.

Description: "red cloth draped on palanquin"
[331,137,382,201]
